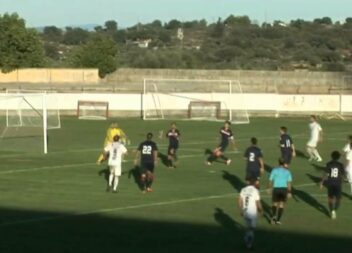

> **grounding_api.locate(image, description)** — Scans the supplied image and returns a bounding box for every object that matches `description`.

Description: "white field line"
[0,151,242,175]
[0,163,95,175]
[0,182,317,227]
[0,132,348,159]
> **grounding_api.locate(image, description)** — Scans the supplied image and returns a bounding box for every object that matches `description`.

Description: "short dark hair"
[331,151,341,160]
[280,126,287,132]
[251,137,257,145]
[147,132,153,140]
[310,115,317,120]
[113,135,120,142]
[278,157,285,166]
[225,120,231,125]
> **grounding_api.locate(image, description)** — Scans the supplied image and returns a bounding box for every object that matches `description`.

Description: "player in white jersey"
[343,135,352,194]
[238,179,263,249]
[103,135,127,193]
[306,115,323,162]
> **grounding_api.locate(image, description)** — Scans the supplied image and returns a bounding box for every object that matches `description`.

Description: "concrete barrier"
[1,93,351,117]
[0,69,100,84]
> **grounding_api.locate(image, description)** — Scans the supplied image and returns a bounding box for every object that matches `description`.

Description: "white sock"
[109,174,114,187]
[113,176,119,191]
[312,148,322,160]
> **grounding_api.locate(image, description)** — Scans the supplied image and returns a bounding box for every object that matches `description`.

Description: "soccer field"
[0,117,351,253]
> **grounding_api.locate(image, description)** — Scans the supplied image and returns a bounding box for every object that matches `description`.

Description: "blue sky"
[0,0,351,28]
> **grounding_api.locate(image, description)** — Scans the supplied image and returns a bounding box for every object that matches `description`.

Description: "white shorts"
[346,162,352,183]
[244,214,257,228]
[307,139,318,148]
[109,165,121,176]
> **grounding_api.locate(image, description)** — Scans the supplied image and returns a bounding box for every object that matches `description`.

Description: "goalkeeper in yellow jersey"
[96,122,128,164]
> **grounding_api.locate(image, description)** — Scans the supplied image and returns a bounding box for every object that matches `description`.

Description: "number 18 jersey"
[325,160,345,186]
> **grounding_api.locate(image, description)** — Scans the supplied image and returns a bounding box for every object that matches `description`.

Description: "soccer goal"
[0,90,61,154]
[142,79,249,124]
[77,100,109,120]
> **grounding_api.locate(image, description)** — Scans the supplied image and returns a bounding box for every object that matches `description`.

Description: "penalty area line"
[0,150,241,175]
[0,182,317,227]
[0,162,95,175]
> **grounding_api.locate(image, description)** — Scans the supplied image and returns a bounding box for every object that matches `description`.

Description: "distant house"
[126,39,152,48]
[137,39,152,48]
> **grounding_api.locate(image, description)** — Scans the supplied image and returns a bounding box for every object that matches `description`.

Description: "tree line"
[1,13,352,77]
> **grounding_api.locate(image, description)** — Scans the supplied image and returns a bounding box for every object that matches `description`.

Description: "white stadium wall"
[0,93,352,115]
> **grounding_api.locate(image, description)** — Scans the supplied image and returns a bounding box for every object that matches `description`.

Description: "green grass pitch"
[0,117,351,253]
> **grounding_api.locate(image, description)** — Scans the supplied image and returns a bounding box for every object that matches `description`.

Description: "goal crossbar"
[142,78,249,124]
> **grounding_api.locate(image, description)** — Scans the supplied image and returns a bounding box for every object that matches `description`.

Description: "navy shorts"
[218,142,228,152]
[281,152,292,164]
[139,162,155,174]
[327,184,342,198]
[245,170,260,181]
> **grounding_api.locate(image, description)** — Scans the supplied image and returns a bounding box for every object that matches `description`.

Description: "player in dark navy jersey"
[320,151,345,219]
[134,133,158,193]
[244,137,264,187]
[279,127,296,166]
[166,122,180,168]
[207,121,235,166]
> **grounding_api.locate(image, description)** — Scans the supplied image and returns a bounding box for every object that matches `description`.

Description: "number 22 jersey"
[138,140,158,163]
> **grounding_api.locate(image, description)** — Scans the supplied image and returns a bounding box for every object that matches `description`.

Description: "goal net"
[142,79,249,124]
[77,100,109,120]
[0,90,61,154]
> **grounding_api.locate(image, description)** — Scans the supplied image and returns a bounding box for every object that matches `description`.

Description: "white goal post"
[0,90,61,154]
[142,78,249,124]
[77,100,109,120]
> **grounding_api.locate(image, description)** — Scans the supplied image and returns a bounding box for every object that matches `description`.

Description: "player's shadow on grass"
[296,149,309,159]
[158,152,169,167]
[2,206,352,252]
[214,208,243,231]
[204,148,213,155]
[128,166,144,190]
[264,163,273,173]
[342,192,352,200]
[306,173,322,184]
[310,163,325,172]
[292,187,330,217]
[261,200,273,224]
[222,170,246,193]
[98,167,110,183]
